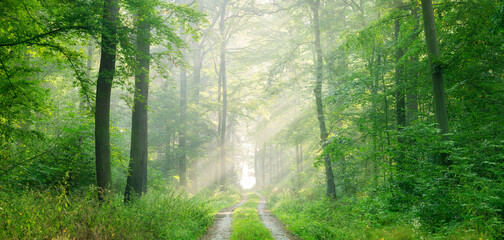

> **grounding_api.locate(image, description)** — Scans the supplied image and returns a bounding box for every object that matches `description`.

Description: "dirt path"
[200,193,248,240]
[257,193,298,240]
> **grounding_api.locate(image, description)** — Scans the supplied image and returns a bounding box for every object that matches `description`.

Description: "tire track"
[200,192,248,240]
[256,193,298,240]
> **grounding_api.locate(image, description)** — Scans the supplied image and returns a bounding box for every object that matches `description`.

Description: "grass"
[230,192,273,240]
[268,189,495,240]
[193,187,242,215]
[0,187,214,240]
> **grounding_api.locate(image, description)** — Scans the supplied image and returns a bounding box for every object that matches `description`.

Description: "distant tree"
[218,0,229,189]
[179,57,188,188]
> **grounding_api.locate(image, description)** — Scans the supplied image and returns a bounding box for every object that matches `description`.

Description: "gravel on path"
[257,193,298,240]
[200,193,248,240]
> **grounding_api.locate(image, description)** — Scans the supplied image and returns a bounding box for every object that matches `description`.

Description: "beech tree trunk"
[420,0,450,166]
[192,43,203,104]
[179,67,187,188]
[218,0,228,189]
[125,16,150,202]
[310,0,337,200]
[95,0,118,201]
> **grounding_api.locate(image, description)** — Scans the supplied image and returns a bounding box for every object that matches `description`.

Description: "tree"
[309,0,336,199]
[218,0,229,188]
[124,5,151,201]
[95,0,119,200]
[179,58,188,188]
[420,0,450,166]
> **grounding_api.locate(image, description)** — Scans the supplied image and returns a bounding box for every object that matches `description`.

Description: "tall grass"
[268,188,494,239]
[192,187,242,215]
[0,187,214,239]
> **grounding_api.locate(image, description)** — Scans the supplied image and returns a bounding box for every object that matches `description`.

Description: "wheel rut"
[257,193,298,240]
[200,192,248,240]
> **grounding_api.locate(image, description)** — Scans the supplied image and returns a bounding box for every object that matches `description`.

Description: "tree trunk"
[218,0,228,189]
[395,19,406,130]
[124,16,150,202]
[192,42,203,104]
[310,0,336,200]
[95,0,119,201]
[190,162,198,192]
[261,144,266,187]
[394,17,406,174]
[254,144,259,187]
[179,67,187,188]
[407,7,420,124]
[295,144,301,190]
[420,0,450,166]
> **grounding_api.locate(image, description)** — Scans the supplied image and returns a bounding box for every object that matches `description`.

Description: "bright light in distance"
[240,165,255,189]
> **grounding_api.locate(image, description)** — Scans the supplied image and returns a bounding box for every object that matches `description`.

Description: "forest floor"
[201,192,297,240]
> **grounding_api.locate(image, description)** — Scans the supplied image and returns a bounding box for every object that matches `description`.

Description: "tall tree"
[218,0,229,188]
[309,0,337,199]
[179,65,188,188]
[95,0,119,200]
[420,0,450,166]
[124,6,151,201]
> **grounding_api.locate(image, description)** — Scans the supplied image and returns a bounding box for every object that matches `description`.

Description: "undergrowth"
[0,187,214,240]
[193,187,242,215]
[231,193,273,240]
[268,188,495,240]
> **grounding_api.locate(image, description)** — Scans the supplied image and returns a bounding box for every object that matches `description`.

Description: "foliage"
[193,187,242,215]
[0,187,213,240]
[269,188,494,240]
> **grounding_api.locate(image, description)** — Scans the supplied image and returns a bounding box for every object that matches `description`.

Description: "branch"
[0,144,57,177]
[33,42,94,113]
[0,57,18,107]
[0,26,92,47]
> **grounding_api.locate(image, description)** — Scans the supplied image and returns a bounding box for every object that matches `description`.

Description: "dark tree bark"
[124,15,151,202]
[420,0,450,166]
[309,0,336,200]
[95,0,119,201]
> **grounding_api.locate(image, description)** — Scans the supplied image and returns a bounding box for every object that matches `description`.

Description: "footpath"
[200,192,297,240]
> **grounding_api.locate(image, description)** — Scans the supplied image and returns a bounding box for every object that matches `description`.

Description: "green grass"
[230,193,273,240]
[0,187,214,240]
[193,187,242,215]
[268,190,495,240]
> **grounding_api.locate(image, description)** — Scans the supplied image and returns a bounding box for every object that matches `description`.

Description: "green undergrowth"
[0,187,214,240]
[231,193,273,240]
[269,189,493,240]
[193,187,242,215]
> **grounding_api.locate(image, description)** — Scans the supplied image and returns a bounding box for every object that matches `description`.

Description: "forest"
[1,0,504,239]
